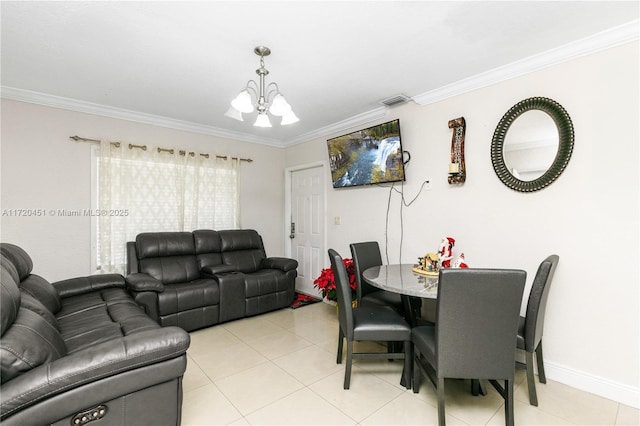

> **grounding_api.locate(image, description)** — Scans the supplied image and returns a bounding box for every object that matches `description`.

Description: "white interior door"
[288,165,325,297]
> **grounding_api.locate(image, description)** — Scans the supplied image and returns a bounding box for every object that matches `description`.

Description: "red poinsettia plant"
[313,257,357,302]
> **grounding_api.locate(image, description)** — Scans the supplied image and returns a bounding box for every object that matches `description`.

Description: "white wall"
[0,100,287,281]
[1,41,637,408]
[285,42,639,406]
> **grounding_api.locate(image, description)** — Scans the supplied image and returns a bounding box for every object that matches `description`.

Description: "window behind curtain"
[95,141,240,274]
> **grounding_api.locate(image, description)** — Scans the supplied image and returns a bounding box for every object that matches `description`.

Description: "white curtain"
[98,141,240,274]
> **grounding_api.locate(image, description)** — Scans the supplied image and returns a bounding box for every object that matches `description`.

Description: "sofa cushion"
[19,293,59,332]
[262,257,298,272]
[0,327,189,421]
[126,272,165,292]
[19,274,61,315]
[244,270,291,298]
[136,232,200,284]
[1,261,66,383]
[219,230,266,273]
[0,244,33,282]
[194,230,224,269]
[1,263,21,337]
[53,274,125,299]
[1,255,20,287]
[219,229,263,252]
[201,264,236,275]
[1,244,62,314]
[2,255,59,334]
[157,279,219,316]
[140,256,200,284]
[136,232,195,259]
[1,305,66,384]
[57,288,159,353]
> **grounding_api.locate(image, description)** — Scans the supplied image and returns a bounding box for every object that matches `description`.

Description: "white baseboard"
[545,360,640,409]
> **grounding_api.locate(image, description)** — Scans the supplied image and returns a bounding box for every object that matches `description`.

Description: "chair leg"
[412,351,421,393]
[536,341,546,383]
[387,341,398,361]
[525,351,538,406]
[337,328,344,364]
[403,340,412,390]
[437,377,446,426]
[505,379,515,426]
[344,341,353,389]
[471,379,487,396]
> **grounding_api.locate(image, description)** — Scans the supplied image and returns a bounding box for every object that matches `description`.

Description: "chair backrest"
[218,229,266,273]
[523,255,559,351]
[436,268,526,380]
[194,229,223,270]
[328,249,354,340]
[350,242,383,303]
[135,232,199,284]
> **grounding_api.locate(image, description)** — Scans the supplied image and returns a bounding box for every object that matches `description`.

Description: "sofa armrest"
[201,264,236,276]
[52,274,126,299]
[0,327,190,420]
[126,273,164,292]
[263,257,298,272]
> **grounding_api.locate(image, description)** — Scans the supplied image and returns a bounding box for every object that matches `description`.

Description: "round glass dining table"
[362,264,439,299]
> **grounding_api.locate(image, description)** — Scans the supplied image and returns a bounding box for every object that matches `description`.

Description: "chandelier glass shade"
[225,46,299,127]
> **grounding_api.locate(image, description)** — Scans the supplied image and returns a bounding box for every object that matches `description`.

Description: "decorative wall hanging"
[448,117,466,184]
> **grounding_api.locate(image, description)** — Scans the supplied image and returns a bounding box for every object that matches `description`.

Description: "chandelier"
[225,46,299,128]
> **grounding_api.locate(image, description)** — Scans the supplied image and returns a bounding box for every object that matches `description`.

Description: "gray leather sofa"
[126,229,298,332]
[0,243,190,426]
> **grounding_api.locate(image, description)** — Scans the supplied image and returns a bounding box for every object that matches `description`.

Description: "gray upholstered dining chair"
[350,242,404,311]
[412,268,526,426]
[328,248,412,390]
[351,241,432,327]
[517,254,559,406]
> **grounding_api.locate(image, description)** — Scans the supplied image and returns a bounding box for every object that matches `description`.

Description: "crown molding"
[3,20,637,148]
[282,107,388,147]
[412,19,640,106]
[0,87,286,147]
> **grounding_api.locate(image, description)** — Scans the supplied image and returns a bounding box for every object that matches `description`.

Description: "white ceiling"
[1,1,638,147]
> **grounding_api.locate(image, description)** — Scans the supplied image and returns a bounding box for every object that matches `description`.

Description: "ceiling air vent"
[380,94,411,108]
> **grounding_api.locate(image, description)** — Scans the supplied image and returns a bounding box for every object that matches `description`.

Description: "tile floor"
[181,302,639,425]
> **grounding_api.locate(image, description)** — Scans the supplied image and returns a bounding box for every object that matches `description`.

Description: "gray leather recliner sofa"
[125,229,298,332]
[0,243,191,426]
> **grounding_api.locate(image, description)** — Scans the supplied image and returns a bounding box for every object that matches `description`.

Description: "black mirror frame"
[491,97,574,192]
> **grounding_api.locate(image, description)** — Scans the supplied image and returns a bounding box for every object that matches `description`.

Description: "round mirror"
[503,110,558,181]
[491,97,574,192]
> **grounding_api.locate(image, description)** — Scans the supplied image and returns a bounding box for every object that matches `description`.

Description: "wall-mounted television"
[327,119,405,188]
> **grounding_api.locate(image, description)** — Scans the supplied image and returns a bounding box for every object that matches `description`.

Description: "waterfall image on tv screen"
[327,119,405,188]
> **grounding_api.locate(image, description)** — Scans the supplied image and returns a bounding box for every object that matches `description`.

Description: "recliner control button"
[71,405,107,425]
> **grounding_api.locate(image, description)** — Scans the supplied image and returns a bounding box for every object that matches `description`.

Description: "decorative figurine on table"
[413,236,468,276]
[420,252,439,272]
[452,252,468,268]
[414,252,440,276]
[437,236,455,268]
